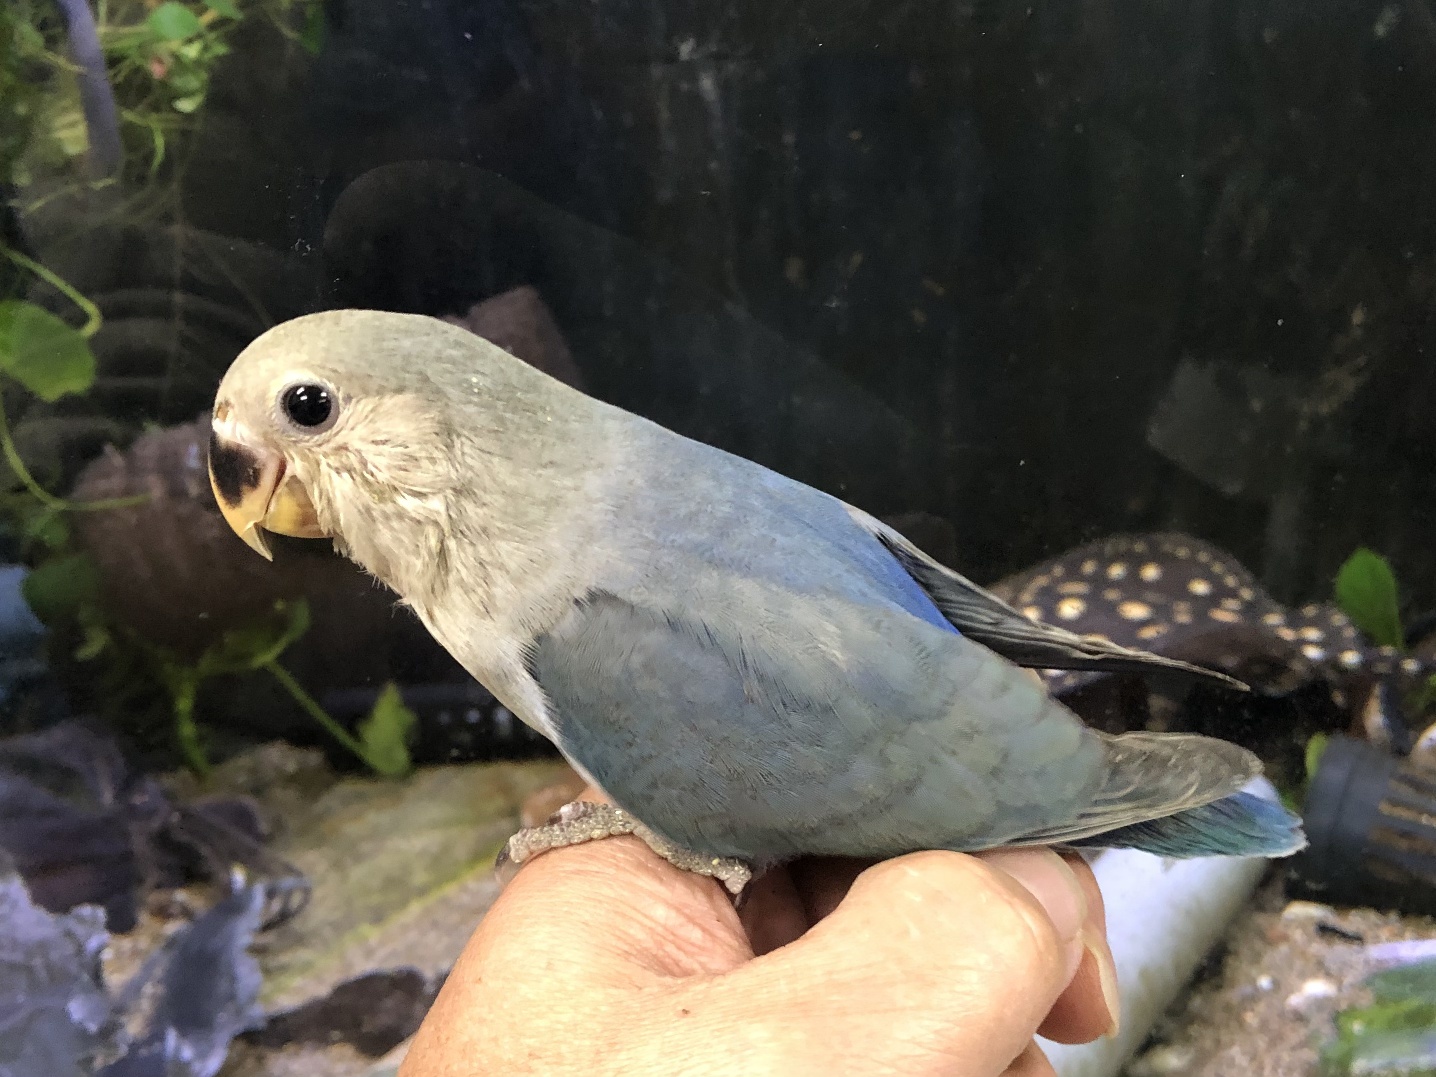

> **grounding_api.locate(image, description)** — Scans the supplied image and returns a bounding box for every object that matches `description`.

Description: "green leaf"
[204,0,243,18]
[148,2,204,41]
[173,41,206,63]
[21,553,100,625]
[14,18,46,56]
[1306,733,1330,783]
[358,683,415,779]
[0,301,96,401]
[1336,548,1405,650]
[74,620,110,661]
[21,506,68,550]
[1322,998,1436,1076]
[171,93,205,114]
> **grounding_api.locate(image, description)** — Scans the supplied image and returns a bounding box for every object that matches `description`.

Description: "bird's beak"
[208,421,326,561]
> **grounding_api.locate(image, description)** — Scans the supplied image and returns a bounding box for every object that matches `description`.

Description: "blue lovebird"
[207,311,1304,893]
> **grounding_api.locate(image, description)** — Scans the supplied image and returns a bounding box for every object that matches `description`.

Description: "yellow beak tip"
[241,527,275,561]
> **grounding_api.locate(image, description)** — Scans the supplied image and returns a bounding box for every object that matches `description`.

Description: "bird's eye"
[281,384,336,430]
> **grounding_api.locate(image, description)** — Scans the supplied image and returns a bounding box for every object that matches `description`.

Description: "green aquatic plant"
[149,598,416,779]
[0,245,147,648]
[0,248,134,511]
[1299,548,1425,798]
[152,597,311,775]
[1322,958,1436,1076]
[0,244,146,634]
[0,0,350,778]
[1336,548,1406,652]
[7,0,322,186]
[1332,548,1436,720]
[13,516,414,777]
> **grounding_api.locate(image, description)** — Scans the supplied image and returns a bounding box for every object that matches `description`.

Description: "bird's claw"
[496,800,753,895]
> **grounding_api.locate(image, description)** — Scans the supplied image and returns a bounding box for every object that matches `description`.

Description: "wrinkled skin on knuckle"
[621,887,752,979]
[863,851,1067,972]
[855,854,1068,1039]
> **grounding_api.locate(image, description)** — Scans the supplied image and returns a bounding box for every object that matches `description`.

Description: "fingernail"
[1083,925,1122,1040]
[984,849,1088,943]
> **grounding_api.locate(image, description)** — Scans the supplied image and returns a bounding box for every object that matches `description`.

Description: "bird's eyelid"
[276,372,333,391]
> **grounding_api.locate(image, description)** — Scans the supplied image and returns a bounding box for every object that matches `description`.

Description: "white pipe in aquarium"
[1040,780,1279,1077]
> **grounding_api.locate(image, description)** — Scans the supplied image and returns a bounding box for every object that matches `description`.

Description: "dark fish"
[990,533,1426,749]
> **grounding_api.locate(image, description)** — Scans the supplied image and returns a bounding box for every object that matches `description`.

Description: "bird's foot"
[496,800,753,895]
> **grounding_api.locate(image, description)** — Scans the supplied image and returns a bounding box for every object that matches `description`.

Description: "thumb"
[691,849,1087,1075]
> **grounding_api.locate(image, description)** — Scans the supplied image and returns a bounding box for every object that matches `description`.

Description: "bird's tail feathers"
[1066,790,1307,858]
[1011,731,1304,859]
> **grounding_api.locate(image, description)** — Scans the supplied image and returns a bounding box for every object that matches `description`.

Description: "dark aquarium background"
[2,0,1435,767]
[7,5,1436,1074]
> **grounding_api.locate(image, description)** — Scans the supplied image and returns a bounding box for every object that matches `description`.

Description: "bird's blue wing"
[527,583,1111,862]
[847,509,1249,690]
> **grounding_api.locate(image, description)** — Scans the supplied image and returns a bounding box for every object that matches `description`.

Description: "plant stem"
[0,398,147,511]
[0,400,65,510]
[1,248,102,337]
[172,674,210,776]
[262,658,373,766]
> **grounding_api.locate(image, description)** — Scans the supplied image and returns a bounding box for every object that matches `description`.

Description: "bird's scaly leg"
[496,801,753,895]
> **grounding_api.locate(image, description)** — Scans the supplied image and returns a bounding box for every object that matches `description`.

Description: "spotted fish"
[990,533,1424,743]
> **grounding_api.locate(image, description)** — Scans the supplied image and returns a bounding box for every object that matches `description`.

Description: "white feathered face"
[209,308,591,614]
[207,312,459,571]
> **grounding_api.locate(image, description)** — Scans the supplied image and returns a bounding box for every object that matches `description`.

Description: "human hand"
[401,791,1119,1077]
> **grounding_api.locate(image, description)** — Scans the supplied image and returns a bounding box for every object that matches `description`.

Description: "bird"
[207,309,1305,894]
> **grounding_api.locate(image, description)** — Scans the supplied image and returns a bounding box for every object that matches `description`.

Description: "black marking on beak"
[208,429,263,509]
